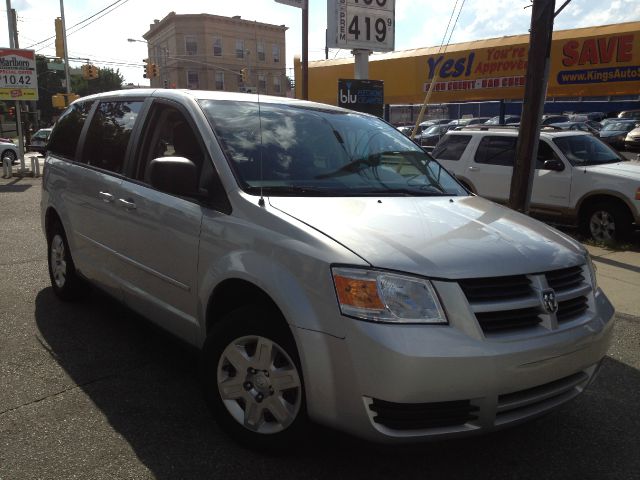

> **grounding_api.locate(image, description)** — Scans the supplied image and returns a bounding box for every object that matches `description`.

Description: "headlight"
[331,267,447,324]
[585,253,598,292]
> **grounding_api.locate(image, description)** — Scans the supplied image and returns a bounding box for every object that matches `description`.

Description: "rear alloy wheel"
[47,221,87,300]
[585,202,632,243]
[202,306,307,451]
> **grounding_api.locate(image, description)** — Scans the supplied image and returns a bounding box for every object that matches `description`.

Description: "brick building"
[143,12,288,95]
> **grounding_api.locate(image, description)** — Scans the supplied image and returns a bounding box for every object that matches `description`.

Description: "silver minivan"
[41,89,614,450]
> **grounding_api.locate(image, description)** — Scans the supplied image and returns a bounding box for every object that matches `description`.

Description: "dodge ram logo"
[542,289,558,314]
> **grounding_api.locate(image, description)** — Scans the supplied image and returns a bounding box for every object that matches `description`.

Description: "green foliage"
[73,67,124,97]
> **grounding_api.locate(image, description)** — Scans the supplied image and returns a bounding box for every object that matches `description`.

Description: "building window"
[185,35,198,56]
[187,71,199,89]
[236,39,244,59]
[272,44,280,63]
[257,41,265,62]
[213,37,222,57]
[215,71,224,90]
[258,74,266,92]
[273,76,281,94]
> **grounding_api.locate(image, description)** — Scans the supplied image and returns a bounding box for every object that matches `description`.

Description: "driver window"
[536,140,558,168]
[137,103,204,184]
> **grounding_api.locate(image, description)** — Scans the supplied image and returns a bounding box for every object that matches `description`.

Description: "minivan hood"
[268,196,585,279]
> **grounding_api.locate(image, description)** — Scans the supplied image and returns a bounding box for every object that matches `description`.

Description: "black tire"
[201,305,308,451]
[1,149,17,165]
[582,201,632,243]
[47,220,87,301]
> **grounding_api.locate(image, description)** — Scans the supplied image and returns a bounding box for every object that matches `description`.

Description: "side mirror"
[542,159,565,172]
[148,156,198,196]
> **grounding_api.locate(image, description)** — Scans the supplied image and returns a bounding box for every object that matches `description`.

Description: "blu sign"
[338,79,384,117]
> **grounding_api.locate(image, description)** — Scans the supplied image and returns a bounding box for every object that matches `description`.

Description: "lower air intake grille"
[369,398,479,430]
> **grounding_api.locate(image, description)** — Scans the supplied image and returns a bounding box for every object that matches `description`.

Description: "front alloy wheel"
[217,335,302,434]
[589,209,616,242]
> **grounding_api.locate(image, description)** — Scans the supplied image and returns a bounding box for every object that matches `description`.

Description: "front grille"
[475,307,542,332]
[557,296,588,322]
[545,266,585,292]
[369,398,479,430]
[459,275,532,303]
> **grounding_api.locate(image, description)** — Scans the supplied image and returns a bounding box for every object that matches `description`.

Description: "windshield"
[552,135,624,166]
[198,100,467,197]
[601,122,635,132]
[424,125,444,135]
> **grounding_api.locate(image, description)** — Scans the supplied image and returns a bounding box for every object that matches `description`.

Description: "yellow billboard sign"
[299,21,640,105]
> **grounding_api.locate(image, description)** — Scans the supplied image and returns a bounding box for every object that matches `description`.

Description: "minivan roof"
[71,88,351,114]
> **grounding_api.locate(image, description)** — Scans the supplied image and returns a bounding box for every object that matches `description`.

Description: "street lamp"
[127,38,147,44]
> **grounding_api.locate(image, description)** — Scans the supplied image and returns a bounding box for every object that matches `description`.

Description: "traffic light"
[149,63,159,77]
[81,64,99,80]
[240,68,248,83]
[88,65,99,79]
[54,17,65,58]
[8,106,15,118]
[143,58,150,78]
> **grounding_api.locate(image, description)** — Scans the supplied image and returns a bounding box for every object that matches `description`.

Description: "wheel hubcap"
[50,234,67,288]
[217,335,301,434]
[590,210,615,242]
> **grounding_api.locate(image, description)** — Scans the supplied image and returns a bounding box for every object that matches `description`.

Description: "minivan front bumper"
[295,288,614,443]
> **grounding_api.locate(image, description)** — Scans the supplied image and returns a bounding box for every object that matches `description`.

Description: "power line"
[27,0,128,49]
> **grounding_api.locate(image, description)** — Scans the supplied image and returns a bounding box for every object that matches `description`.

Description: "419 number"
[348,15,391,42]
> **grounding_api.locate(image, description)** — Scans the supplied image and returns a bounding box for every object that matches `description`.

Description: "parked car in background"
[40,89,615,449]
[624,126,640,151]
[549,121,600,136]
[0,138,19,164]
[432,127,640,242]
[466,117,492,126]
[541,114,571,125]
[29,128,52,154]
[447,118,471,127]
[598,120,639,150]
[618,109,640,121]
[418,124,452,148]
[569,112,606,122]
[484,115,520,125]
[396,125,412,137]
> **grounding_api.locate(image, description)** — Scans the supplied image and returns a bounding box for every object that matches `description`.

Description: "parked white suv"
[432,127,640,242]
[41,90,614,449]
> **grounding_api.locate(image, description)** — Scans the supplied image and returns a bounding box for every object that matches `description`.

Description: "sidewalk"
[585,243,640,317]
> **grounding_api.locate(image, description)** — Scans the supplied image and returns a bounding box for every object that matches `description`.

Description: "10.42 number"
[1,74,32,85]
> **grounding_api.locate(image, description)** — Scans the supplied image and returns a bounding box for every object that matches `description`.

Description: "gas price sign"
[0,48,38,101]
[327,0,395,52]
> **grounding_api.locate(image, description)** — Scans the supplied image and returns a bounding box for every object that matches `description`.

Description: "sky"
[3,0,640,85]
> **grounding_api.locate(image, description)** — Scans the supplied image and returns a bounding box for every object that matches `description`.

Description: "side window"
[47,101,94,159]
[536,140,557,168]
[431,135,471,160]
[136,103,205,188]
[474,136,517,166]
[82,100,143,173]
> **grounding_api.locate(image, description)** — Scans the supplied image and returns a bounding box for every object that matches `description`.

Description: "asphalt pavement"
[1,172,639,480]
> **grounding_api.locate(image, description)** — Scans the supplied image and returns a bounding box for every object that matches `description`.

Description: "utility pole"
[301,2,308,99]
[5,0,24,163]
[59,0,71,95]
[508,0,556,213]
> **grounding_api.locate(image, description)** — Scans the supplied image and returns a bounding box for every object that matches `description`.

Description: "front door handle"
[98,191,114,203]
[468,166,480,172]
[118,198,137,210]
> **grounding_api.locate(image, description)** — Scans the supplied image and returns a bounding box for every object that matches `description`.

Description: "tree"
[73,67,124,97]
[35,54,67,126]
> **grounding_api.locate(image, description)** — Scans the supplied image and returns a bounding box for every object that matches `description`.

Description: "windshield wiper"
[315,155,381,179]
[245,185,339,196]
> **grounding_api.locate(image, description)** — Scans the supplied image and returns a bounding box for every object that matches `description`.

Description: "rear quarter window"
[47,101,94,159]
[474,136,517,166]
[431,135,472,160]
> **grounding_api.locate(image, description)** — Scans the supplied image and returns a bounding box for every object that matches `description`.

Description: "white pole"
[352,49,371,80]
